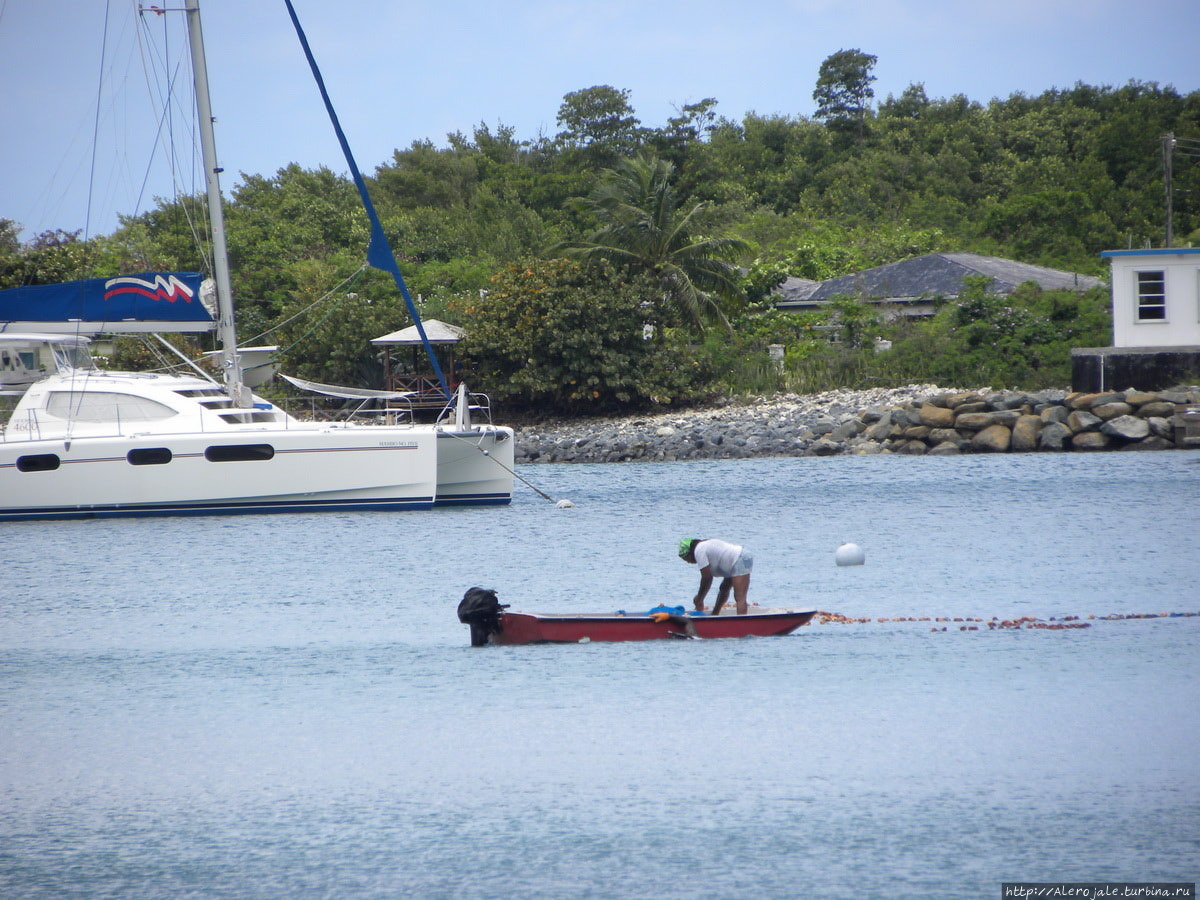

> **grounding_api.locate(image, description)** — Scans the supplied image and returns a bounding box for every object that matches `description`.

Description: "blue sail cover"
[0,272,214,334]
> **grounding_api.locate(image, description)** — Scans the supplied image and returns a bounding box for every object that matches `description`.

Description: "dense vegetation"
[3,57,1198,413]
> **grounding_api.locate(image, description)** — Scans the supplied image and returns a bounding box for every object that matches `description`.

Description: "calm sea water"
[2,452,1198,898]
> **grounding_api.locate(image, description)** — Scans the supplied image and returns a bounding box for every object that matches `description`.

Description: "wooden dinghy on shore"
[457,588,816,646]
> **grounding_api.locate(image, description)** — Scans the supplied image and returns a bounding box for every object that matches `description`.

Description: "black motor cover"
[457,587,509,646]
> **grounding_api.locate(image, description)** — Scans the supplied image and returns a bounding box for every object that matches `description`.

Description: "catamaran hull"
[0,429,440,520]
[435,427,514,506]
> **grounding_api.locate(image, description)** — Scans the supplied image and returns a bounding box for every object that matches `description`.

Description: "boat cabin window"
[127,447,173,466]
[204,444,275,462]
[45,392,177,423]
[16,454,61,472]
[51,342,97,372]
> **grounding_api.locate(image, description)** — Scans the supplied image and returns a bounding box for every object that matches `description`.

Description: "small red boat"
[457,588,816,646]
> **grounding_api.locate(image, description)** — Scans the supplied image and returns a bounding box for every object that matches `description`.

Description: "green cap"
[678,538,694,559]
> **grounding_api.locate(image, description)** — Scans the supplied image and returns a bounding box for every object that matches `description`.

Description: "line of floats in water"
[813,610,1199,632]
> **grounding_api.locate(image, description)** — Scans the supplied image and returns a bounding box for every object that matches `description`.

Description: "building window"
[1135,270,1166,321]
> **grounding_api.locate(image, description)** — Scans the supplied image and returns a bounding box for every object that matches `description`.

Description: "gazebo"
[370,319,465,404]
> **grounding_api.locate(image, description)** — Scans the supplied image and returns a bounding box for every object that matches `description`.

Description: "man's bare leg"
[732,574,750,614]
[711,579,732,614]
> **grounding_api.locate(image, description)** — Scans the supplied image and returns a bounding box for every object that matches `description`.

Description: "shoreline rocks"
[514,385,1200,464]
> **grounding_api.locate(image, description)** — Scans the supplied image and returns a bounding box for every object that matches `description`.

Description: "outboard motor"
[457,587,509,647]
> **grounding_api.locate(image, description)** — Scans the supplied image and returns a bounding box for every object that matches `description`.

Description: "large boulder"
[918,404,956,428]
[971,424,1012,452]
[1127,435,1174,451]
[830,419,864,441]
[1038,421,1072,451]
[942,391,984,408]
[1100,415,1151,441]
[1137,400,1176,419]
[955,412,994,431]
[1124,391,1160,406]
[1067,409,1103,433]
[1147,416,1174,439]
[927,441,961,455]
[991,392,1033,411]
[1011,414,1042,451]
[865,420,897,442]
[1040,405,1070,425]
[1092,401,1133,420]
[1072,431,1111,451]
[954,401,989,415]
[1159,389,1197,405]
[928,428,964,446]
[809,438,842,456]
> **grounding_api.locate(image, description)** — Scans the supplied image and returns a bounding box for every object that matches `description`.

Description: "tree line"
[2,51,1198,413]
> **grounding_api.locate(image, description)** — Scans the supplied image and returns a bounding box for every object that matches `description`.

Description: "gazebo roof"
[371,318,466,345]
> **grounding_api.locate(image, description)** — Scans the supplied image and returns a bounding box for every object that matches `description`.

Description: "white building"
[1103,247,1200,348]
[1072,247,1200,392]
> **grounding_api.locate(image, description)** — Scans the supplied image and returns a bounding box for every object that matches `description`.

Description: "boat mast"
[183,0,249,406]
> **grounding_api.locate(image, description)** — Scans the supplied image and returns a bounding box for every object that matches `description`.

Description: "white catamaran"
[0,1,513,520]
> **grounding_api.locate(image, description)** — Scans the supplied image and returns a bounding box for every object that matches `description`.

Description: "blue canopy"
[0,272,214,334]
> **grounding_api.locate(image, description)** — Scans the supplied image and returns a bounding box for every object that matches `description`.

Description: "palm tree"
[559,153,750,334]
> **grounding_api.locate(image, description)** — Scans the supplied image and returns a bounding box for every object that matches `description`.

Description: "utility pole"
[1163,132,1175,248]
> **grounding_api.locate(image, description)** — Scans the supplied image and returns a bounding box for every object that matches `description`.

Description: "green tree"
[372,139,480,209]
[0,228,98,287]
[0,219,21,260]
[555,86,643,168]
[223,165,369,338]
[271,258,408,387]
[813,48,878,139]
[874,278,1111,388]
[446,258,697,411]
[560,153,751,334]
[648,97,720,166]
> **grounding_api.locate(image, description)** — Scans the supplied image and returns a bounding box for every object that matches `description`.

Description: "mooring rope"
[813,610,1198,632]
[442,430,573,507]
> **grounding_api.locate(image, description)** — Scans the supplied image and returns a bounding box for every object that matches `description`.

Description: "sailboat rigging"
[0,0,514,521]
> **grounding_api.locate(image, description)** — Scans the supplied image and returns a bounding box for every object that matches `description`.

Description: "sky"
[2,0,1197,242]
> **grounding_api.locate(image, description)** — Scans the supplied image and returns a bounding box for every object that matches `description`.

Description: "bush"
[446,258,701,412]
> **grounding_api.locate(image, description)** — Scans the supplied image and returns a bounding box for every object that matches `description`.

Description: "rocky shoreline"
[513,384,1200,464]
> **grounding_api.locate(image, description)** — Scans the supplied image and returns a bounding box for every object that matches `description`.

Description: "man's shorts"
[730,550,753,577]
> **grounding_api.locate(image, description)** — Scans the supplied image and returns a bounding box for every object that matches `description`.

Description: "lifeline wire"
[442,431,569,506]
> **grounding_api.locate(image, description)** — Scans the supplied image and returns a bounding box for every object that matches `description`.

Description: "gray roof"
[775,275,821,304]
[803,252,1104,302]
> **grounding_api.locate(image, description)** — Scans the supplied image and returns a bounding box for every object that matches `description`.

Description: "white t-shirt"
[693,539,742,577]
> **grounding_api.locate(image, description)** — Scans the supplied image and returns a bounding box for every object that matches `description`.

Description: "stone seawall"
[514,385,1200,464]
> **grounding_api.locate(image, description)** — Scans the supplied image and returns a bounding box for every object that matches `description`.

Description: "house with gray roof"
[775,252,1104,319]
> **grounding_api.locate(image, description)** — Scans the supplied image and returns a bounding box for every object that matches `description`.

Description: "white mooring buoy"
[835,542,865,566]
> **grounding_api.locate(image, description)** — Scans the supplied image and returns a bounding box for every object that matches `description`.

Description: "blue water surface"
[2,451,1198,898]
